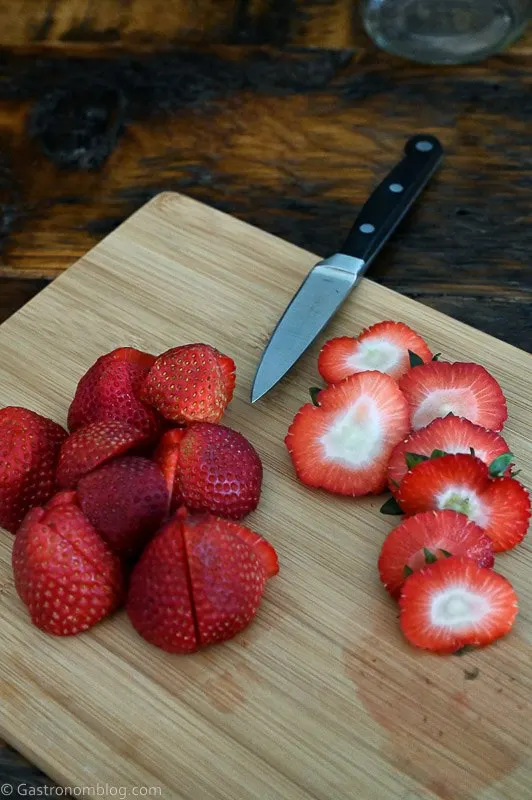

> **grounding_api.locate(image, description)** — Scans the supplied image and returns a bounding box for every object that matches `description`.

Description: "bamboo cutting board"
[0,193,531,800]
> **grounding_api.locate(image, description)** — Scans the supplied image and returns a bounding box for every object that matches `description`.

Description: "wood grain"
[0,192,531,799]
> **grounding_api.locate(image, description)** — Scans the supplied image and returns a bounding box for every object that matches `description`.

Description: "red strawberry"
[141,344,236,424]
[0,407,67,533]
[13,500,123,635]
[398,361,508,431]
[399,556,518,653]
[387,416,511,492]
[127,509,277,653]
[318,321,432,384]
[225,522,279,579]
[78,456,168,557]
[154,423,262,519]
[57,420,148,489]
[68,347,161,438]
[46,490,78,510]
[285,371,410,496]
[396,454,531,552]
[378,510,494,598]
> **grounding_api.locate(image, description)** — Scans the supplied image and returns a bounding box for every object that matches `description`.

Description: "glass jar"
[361,0,531,64]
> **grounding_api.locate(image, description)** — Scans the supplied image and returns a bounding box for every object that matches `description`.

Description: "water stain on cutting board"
[344,627,532,800]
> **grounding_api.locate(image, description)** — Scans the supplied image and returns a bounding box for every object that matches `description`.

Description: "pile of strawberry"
[286,321,530,654]
[1,344,278,653]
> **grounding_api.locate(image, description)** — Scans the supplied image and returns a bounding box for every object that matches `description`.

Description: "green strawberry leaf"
[511,469,522,478]
[430,449,447,459]
[432,353,441,361]
[390,478,400,489]
[408,350,424,368]
[423,547,437,564]
[440,549,452,558]
[403,565,414,578]
[488,452,514,478]
[380,496,404,515]
[309,387,322,406]
[405,452,429,469]
[470,447,476,456]
[445,411,456,417]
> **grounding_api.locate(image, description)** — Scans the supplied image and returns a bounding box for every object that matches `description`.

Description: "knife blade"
[251,134,444,403]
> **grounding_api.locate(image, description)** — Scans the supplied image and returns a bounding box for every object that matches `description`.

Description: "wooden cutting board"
[0,192,531,800]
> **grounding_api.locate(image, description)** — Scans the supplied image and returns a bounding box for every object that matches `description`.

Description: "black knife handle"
[338,134,444,265]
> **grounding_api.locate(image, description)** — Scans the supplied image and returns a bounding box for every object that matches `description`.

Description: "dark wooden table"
[1,0,531,789]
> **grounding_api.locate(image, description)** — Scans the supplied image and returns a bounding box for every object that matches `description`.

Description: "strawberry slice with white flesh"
[398,361,508,431]
[399,556,518,653]
[378,509,494,598]
[318,321,432,384]
[396,454,531,552]
[387,416,512,492]
[285,371,410,496]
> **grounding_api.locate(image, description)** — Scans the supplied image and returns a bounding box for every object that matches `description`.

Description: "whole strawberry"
[141,344,236,424]
[155,423,262,519]
[78,456,168,557]
[13,497,124,635]
[0,407,67,533]
[68,347,162,438]
[127,509,278,653]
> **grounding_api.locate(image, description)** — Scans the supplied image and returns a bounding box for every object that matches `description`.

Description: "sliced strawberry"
[0,407,67,533]
[56,420,148,489]
[318,321,432,384]
[78,456,169,557]
[398,361,508,431]
[396,454,530,552]
[153,428,187,510]
[13,500,124,636]
[399,556,518,653]
[378,510,494,598]
[141,344,236,424]
[68,347,161,438]
[387,416,511,492]
[285,371,410,496]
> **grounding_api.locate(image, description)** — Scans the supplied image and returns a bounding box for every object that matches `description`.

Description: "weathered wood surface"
[0,0,531,789]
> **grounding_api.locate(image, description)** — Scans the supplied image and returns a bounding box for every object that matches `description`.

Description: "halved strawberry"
[285,371,410,496]
[399,556,518,653]
[68,347,161,438]
[398,361,508,431]
[56,420,149,489]
[378,510,494,598]
[318,321,432,384]
[387,416,511,492]
[396,454,530,552]
[141,344,236,424]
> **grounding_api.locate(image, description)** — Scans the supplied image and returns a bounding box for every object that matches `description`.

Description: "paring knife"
[251,134,444,403]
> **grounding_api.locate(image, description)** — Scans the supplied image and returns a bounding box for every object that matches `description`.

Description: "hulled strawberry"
[78,457,168,557]
[0,407,67,533]
[13,500,124,635]
[56,420,149,489]
[399,556,518,653]
[387,416,512,492]
[318,321,432,384]
[285,371,410,496]
[398,361,508,431]
[141,344,236,424]
[127,509,277,653]
[68,347,162,438]
[378,510,494,598]
[396,454,530,552]
[154,423,262,519]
